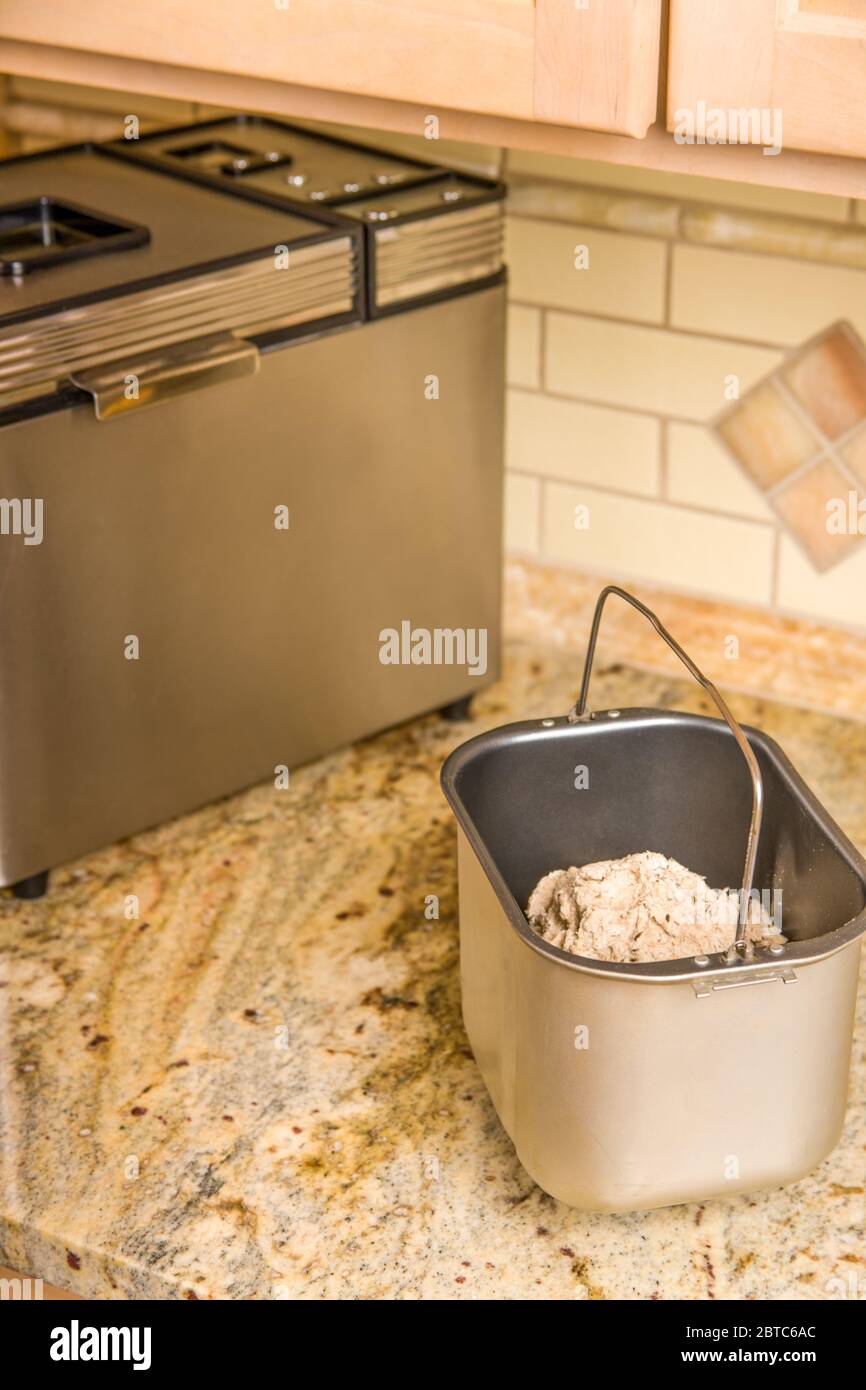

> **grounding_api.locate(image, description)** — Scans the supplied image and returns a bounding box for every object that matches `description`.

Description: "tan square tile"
[716,382,818,490]
[783,325,866,441]
[841,426,866,486]
[773,457,865,572]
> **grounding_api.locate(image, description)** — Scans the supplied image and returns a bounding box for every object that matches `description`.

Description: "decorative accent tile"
[783,324,866,441]
[716,381,817,490]
[773,457,865,573]
[715,322,866,572]
[841,428,866,487]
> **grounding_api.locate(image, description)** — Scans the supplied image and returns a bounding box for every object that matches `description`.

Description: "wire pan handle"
[568,585,763,957]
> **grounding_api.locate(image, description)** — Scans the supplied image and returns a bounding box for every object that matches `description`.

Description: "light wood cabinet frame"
[668,0,866,159]
[0,0,662,138]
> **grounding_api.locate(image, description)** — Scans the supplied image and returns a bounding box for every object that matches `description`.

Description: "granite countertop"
[1,571,865,1300]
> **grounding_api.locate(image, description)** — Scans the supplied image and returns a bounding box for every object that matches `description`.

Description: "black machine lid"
[110,114,447,209]
[108,116,506,315]
[0,145,352,329]
[0,144,360,418]
[108,114,505,221]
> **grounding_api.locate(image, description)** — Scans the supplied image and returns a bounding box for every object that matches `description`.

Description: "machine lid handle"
[70,332,259,421]
[567,584,764,961]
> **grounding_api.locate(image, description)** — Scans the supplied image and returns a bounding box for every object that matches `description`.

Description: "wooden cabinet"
[534,0,661,136]
[0,0,661,138]
[668,0,866,160]
[3,0,866,194]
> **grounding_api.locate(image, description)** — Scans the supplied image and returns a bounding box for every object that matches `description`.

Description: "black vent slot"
[167,139,293,178]
[0,197,150,276]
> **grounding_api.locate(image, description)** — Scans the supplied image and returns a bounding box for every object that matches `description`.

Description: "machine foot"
[439,694,473,723]
[11,871,49,900]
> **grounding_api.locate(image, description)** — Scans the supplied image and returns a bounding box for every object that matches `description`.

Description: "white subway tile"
[541,481,775,604]
[545,313,780,420]
[506,389,659,494]
[777,535,866,629]
[504,472,540,554]
[507,305,542,388]
[667,422,773,520]
[507,215,666,323]
[671,244,866,347]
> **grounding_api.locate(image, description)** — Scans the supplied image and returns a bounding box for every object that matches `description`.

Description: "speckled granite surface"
[1,570,864,1300]
[505,559,866,724]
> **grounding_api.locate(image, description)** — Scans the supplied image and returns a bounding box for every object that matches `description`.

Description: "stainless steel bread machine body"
[0,135,506,890]
[442,704,866,1213]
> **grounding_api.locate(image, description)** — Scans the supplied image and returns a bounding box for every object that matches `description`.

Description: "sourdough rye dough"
[527,851,777,963]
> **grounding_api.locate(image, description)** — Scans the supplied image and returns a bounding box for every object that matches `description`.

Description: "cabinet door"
[0,0,661,136]
[535,0,661,136]
[668,0,866,159]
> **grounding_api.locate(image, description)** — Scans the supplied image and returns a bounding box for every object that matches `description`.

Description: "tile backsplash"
[3,76,866,631]
[503,152,866,632]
